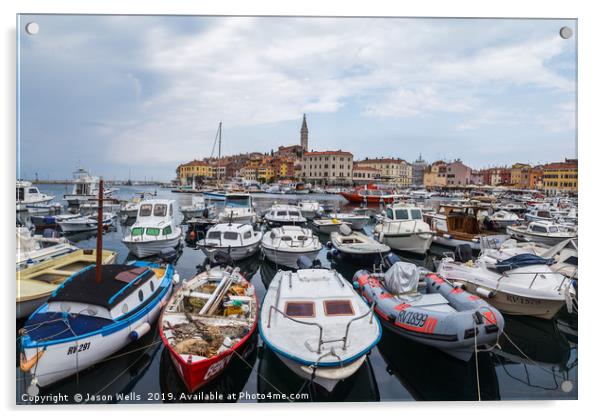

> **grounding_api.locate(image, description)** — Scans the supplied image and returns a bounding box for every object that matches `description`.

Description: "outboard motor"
[296,256,314,270]
[454,244,474,263]
[383,253,402,270]
[211,250,235,268]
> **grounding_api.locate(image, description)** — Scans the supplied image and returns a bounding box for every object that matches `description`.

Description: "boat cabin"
[384,204,424,222]
[526,221,562,235]
[224,193,253,208]
[129,199,177,239]
[204,223,258,246]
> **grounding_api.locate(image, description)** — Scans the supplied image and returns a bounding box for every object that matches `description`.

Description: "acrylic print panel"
[16,14,577,405]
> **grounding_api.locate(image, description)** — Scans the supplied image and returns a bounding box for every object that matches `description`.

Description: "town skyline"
[18,16,576,181]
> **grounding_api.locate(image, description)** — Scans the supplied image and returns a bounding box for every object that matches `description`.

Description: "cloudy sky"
[17,15,576,181]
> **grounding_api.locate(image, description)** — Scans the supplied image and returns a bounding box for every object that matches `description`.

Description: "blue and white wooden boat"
[259,261,381,392]
[19,262,177,388]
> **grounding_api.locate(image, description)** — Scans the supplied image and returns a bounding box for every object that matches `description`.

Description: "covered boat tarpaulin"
[385,261,420,294]
[494,253,554,273]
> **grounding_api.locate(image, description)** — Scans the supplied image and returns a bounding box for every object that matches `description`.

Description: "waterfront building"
[423,161,448,188]
[352,164,380,185]
[301,150,353,185]
[510,163,531,188]
[300,114,308,152]
[359,157,413,186]
[542,159,578,195]
[528,166,544,190]
[177,159,212,185]
[257,165,276,183]
[470,170,485,186]
[445,159,471,187]
[412,154,428,186]
[484,167,511,186]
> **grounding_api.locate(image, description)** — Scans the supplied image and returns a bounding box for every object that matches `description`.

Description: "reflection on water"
[15,184,577,402]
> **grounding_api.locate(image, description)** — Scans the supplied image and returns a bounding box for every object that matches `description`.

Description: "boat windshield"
[131,227,144,236]
[146,228,160,236]
[395,209,409,220]
[153,204,167,217]
[289,211,301,217]
[548,226,559,233]
[225,196,250,207]
[139,204,152,216]
[410,209,422,220]
[223,232,239,241]
[207,231,221,239]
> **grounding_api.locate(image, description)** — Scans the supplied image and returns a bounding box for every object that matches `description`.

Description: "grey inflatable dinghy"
[353,254,504,361]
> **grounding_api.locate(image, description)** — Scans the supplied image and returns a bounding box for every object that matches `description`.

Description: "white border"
[3,1,599,418]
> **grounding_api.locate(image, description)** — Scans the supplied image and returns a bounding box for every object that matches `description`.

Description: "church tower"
[300,114,308,151]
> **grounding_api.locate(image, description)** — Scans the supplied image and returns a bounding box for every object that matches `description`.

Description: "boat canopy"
[384,262,420,294]
[494,254,554,273]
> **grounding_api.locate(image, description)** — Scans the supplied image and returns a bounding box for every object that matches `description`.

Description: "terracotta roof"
[304,150,353,156]
[179,159,209,168]
[543,161,578,170]
[362,158,407,164]
[353,165,380,172]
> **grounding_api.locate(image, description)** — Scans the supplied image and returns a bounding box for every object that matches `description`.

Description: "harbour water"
[16,184,577,403]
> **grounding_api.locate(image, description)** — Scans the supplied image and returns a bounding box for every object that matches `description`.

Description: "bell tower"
[300,114,308,152]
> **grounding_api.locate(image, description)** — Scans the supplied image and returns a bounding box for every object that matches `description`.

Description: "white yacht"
[328,212,370,230]
[260,266,380,392]
[264,204,307,226]
[16,181,54,212]
[373,203,434,254]
[180,195,216,220]
[57,212,117,233]
[507,221,577,246]
[437,249,575,320]
[122,199,182,258]
[217,193,257,224]
[297,200,323,220]
[484,210,523,229]
[261,225,322,268]
[197,223,262,261]
[63,168,117,206]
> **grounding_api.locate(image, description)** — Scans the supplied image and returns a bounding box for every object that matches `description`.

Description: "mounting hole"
[561,380,574,392]
[25,22,39,35]
[559,26,573,39]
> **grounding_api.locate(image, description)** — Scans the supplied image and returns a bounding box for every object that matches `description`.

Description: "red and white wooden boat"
[340,184,398,204]
[159,261,258,392]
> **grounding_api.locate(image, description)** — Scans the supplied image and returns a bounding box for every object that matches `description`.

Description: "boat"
[122,199,182,258]
[312,218,352,234]
[506,221,577,246]
[292,182,311,194]
[424,204,508,250]
[16,181,54,211]
[340,184,397,204]
[263,204,307,226]
[121,195,145,218]
[160,258,257,392]
[328,212,370,230]
[483,210,523,230]
[261,225,322,268]
[373,203,434,254]
[409,189,433,199]
[197,223,262,262]
[524,207,555,223]
[24,202,63,215]
[17,248,117,319]
[19,261,176,387]
[259,261,381,392]
[63,168,116,206]
[30,213,82,229]
[437,245,576,319]
[180,195,216,220]
[297,200,323,220]
[17,226,76,271]
[355,254,504,361]
[498,202,527,213]
[330,224,390,260]
[57,212,117,233]
[217,193,257,225]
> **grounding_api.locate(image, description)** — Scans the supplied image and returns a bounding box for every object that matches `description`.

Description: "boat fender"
[353,281,359,289]
[475,287,494,299]
[129,322,151,341]
[172,273,180,285]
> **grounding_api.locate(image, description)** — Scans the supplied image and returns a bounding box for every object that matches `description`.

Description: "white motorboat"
[16,227,77,271]
[261,225,322,268]
[312,218,353,234]
[484,210,523,229]
[330,225,390,260]
[122,199,182,258]
[264,204,307,226]
[63,168,117,206]
[16,181,54,212]
[30,212,81,229]
[20,262,176,388]
[328,213,370,230]
[180,195,216,220]
[498,202,527,213]
[218,193,257,225]
[259,265,381,392]
[24,202,63,215]
[197,223,262,262]
[524,208,555,223]
[437,248,575,320]
[506,221,577,246]
[297,200,323,220]
[424,204,508,250]
[57,212,117,233]
[373,203,434,254]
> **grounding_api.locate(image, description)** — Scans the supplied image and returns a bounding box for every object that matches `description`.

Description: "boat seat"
[396,293,450,308]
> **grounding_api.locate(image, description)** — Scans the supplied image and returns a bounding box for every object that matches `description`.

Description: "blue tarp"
[494,253,555,273]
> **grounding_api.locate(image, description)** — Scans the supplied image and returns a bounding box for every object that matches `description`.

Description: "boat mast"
[218,121,222,186]
[96,178,104,283]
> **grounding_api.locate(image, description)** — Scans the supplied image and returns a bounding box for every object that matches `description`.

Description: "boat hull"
[262,247,320,269]
[506,228,576,247]
[379,232,433,254]
[340,192,395,204]
[199,243,260,261]
[123,236,181,258]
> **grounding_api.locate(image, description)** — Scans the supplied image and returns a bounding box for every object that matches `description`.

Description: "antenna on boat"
[96,177,104,283]
[218,121,222,187]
